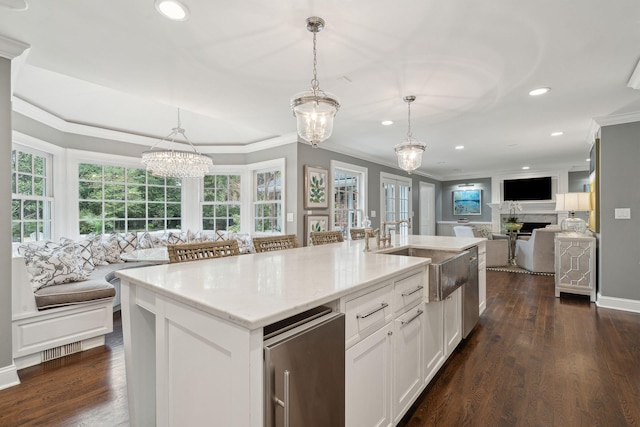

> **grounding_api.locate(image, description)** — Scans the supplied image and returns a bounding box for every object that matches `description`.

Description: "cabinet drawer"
[345,284,393,348]
[393,272,427,314]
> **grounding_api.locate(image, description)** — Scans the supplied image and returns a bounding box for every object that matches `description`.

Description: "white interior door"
[380,172,412,235]
[419,182,435,235]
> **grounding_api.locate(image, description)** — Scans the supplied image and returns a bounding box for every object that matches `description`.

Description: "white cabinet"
[423,300,445,385]
[443,287,462,357]
[345,322,393,427]
[392,303,425,424]
[555,233,596,302]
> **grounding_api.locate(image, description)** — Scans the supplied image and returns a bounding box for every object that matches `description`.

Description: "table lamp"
[555,192,591,233]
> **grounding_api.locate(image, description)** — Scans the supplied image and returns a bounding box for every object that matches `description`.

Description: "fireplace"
[519,222,551,233]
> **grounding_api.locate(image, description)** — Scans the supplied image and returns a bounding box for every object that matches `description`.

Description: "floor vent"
[42,341,82,362]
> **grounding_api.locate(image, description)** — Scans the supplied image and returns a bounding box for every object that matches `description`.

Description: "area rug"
[487,265,554,276]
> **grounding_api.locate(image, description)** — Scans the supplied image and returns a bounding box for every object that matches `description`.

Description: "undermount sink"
[385,247,471,301]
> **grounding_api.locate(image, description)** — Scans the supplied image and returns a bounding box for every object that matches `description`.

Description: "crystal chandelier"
[291,16,340,148]
[141,109,212,178]
[394,95,426,174]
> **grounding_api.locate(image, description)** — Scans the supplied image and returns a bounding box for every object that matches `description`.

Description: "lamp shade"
[555,192,591,234]
[555,192,591,212]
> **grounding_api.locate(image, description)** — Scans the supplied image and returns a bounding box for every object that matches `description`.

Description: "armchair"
[453,226,508,267]
[515,228,561,273]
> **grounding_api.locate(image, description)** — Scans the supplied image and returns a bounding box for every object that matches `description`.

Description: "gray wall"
[1,58,12,371]
[599,122,640,301]
[440,178,492,222]
[14,113,149,157]
[296,143,441,241]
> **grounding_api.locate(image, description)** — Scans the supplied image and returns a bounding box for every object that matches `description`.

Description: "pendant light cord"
[311,28,319,96]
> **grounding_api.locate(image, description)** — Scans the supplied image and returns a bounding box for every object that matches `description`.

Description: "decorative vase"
[504,222,523,232]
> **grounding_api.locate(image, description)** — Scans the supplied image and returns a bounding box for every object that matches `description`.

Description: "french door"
[380,172,412,235]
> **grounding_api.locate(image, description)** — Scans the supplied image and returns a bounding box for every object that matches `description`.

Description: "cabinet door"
[423,300,444,385]
[393,303,425,424]
[443,287,462,357]
[346,322,393,427]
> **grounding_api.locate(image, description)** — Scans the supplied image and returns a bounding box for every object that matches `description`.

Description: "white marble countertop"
[115,235,484,329]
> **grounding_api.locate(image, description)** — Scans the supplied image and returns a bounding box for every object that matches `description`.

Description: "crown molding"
[12,97,298,154]
[627,57,640,90]
[593,110,640,127]
[320,140,444,181]
[0,34,29,60]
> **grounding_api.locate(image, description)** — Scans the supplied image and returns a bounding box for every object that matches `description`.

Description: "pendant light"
[141,109,213,178]
[394,95,426,174]
[291,16,340,148]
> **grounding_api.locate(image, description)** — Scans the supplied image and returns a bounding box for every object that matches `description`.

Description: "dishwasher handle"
[273,370,290,427]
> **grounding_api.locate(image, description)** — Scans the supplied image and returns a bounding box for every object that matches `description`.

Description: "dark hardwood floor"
[1,271,639,426]
[399,271,640,427]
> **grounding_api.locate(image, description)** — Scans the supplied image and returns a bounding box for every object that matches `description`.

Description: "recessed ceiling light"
[381,120,393,126]
[586,158,591,162]
[522,166,530,170]
[529,87,550,96]
[551,131,563,137]
[155,0,189,21]
[455,145,464,150]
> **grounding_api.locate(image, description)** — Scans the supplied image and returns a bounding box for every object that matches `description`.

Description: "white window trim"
[206,158,286,235]
[251,158,286,235]
[330,160,368,231]
[12,132,65,247]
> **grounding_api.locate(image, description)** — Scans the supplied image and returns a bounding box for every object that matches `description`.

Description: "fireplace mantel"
[487,202,565,232]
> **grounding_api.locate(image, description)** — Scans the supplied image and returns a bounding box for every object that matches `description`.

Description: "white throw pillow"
[18,240,89,290]
[60,237,95,272]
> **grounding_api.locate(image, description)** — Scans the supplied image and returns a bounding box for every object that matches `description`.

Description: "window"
[254,169,282,233]
[202,174,241,231]
[331,161,367,239]
[381,172,412,235]
[78,163,182,234]
[11,147,53,242]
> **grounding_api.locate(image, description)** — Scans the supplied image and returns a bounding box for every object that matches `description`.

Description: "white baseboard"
[596,294,640,314]
[0,363,20,391]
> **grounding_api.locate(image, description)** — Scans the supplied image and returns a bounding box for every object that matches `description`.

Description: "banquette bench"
[11,230,254,369]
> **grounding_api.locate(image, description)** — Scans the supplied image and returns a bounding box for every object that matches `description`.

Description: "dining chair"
[349,228,367,240]
[310,230,344,246]
[167,240,240,263]
[252,234,300,253]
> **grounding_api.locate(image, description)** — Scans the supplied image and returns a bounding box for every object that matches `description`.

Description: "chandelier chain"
[407,101,412,140]
[311,29,319,93]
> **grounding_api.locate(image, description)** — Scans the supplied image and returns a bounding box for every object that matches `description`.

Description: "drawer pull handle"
[401,285,424,297]
[356,302,389,319]
[401,309,424,326]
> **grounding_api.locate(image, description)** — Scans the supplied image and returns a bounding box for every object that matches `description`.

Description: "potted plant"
[503,201,523,232]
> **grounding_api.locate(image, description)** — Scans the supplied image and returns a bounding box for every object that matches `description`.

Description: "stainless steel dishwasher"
[264,306,345,427]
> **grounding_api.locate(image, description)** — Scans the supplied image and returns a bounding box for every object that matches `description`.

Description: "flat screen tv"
[503,177,552,201]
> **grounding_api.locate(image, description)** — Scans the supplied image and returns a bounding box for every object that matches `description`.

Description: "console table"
[554,233,596,301]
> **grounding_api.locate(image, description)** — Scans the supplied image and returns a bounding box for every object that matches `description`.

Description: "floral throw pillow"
[103,234,124,263]
[60,237,95,272]
[89,234,109,266]
[18,240,89,290]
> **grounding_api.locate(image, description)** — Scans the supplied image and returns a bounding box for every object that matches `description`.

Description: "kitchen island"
[116,235,485,426]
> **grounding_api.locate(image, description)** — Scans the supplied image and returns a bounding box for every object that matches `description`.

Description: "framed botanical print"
[304,165,329,209]
[305,214,329,246]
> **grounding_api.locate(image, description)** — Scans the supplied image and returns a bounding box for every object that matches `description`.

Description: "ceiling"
[2,0,640,180]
